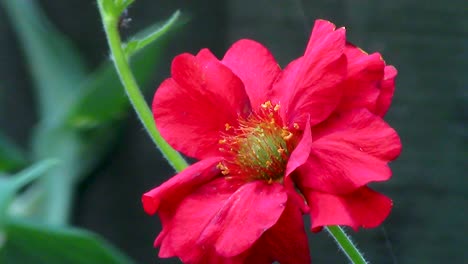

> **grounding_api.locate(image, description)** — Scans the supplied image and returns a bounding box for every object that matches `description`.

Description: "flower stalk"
[326,226,368,264]
[97,0,187,172]
[97,1,370,263]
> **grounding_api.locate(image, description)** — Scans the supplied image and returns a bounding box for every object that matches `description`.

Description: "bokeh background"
[0,0,466,263]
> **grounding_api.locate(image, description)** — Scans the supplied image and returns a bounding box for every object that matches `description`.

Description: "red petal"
[153,52,251,159]
[313,109,402,161]
[375,66,397,117]
[198,181,287,257]
[305,186,392,230]
[271,19,346,127]
[141,157,222,215]
[285,119,312,177]
[245,196,311,264]
[155,178,243,262]
[337,44,384,113]
[298,139,391,194]
[222,39,281,108]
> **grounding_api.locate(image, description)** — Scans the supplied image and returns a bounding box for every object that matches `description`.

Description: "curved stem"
[97,1,187,172]
[326,226,368,264]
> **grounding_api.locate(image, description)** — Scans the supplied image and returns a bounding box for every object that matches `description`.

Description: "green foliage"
[0,161,57,229]
[124,11,181,57]
[0,0,182,262]
[0,219,133,264]
[2,0,176,224]
[0,133,27,172]
[2,0,88,120]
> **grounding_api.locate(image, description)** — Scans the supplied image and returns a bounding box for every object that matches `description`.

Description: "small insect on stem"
[119,9,132,29]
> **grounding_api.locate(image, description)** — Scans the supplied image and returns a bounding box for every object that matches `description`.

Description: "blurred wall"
[0,0,466,263]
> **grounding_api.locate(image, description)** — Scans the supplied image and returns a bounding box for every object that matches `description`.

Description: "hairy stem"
[326,226,368,264]
[97,1,187,172]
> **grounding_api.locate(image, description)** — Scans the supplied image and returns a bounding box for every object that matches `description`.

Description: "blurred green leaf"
[0,219,134,264]
[124,10,180,57]
[0,160,56,229]
[0,133,27,172]
[66,21,177,128]
[2,0,88,121]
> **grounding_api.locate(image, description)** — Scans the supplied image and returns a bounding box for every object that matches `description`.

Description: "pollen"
[261,101,273,109]
[216,162,230,175]
[281,130,293,141]
[217,101,298,183]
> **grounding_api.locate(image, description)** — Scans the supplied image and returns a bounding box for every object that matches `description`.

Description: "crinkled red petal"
[298,140,391,194]
[155,179,287,262]
[297,111,400,194]
[285,118,312,177]
[244,196,311,264]
[198,181,287,257]
[313,109,402,161]
[336,43,384,113]
[141,157,222,215]
[375,65,397,117]
[155,178,242,262]
[153,51,251,159]
[271,19,346,127]
[305,186,392,230]
[222,39,281,108]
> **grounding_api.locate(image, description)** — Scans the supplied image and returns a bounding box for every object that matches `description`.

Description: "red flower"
[142,19,401,263]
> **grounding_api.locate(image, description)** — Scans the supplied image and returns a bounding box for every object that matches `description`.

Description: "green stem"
[97,1,187,172]
[326,226,368,264]
[97,1,367,263]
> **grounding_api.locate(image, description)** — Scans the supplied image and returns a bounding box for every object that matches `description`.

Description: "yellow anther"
[274,104,280,111]
[265,161,272,166]
[219,139,226,144]
[282,131,293,141]
[261,101,272,109]
[293,123,300,129]
[225,123,232,131]
[277,148,285,154]
[216,162,230,175]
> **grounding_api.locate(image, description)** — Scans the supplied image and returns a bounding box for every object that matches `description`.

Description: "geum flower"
[142,19,401,263]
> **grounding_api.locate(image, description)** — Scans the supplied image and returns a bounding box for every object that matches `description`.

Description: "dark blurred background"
[0,0,466,263]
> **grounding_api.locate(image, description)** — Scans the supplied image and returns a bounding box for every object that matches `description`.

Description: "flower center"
[217,101,299,183]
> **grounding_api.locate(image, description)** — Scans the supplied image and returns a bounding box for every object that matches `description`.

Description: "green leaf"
[2,0,88,121]
[124,10,181,57]
[0,219,134,264]
[0,160,57,229]
[0,133,27,172]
